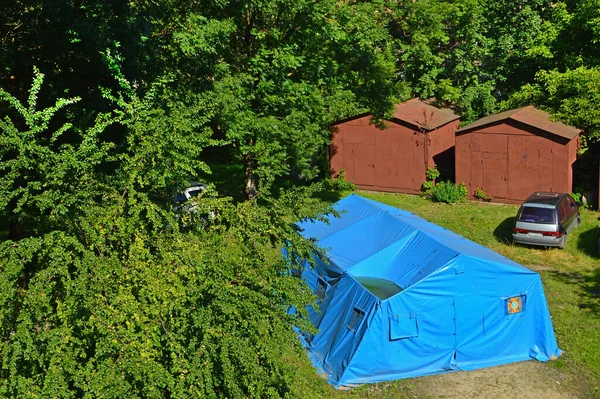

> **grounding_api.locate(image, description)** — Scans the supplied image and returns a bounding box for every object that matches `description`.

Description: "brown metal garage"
[330,99,460,194]
[455,106,581,203]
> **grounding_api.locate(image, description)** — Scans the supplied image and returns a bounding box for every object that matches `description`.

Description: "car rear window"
[517,206,556,224]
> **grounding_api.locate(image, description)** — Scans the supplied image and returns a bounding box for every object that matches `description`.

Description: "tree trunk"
[244,154,258,200]
[7,198,21,241]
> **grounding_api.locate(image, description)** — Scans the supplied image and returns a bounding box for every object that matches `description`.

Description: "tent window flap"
[389,312,418,340]
[347,308,365,332]
[316,277,329,301]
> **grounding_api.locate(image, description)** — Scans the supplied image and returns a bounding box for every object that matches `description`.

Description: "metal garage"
[330,99,460,194]
[455,106,581,203]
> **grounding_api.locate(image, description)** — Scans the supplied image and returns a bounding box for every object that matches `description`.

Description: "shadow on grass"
[311,189,350,204]
[546,269,600,318]
[494,216,515,245]
[577,226,600,259]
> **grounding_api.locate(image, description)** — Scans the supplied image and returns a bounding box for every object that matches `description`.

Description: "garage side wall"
[427,120,460,168]
[566,136,579,197]
[427,120,460,182]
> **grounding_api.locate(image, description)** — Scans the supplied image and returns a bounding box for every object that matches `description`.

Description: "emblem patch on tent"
[507,296,523,314]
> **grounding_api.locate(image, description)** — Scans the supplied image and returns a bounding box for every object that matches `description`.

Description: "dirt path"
[411,361,586,399]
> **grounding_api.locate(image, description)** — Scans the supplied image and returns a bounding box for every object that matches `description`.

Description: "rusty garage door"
[482,152,508,199]
[375,128,422,192]
[351,143,376,186]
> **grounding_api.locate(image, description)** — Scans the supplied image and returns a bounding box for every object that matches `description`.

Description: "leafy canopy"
[0,71,335,398]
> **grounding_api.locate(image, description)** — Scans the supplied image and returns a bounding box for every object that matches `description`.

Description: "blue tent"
[292,194,561,387]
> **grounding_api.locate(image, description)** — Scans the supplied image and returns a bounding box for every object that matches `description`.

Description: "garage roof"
[456,106,581,139]
[392,99,460,131]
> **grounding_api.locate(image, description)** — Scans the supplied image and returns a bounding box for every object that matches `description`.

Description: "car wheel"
[559,234,567,249]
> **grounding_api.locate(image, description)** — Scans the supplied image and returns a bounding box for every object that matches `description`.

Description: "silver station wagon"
[512,192,581,249]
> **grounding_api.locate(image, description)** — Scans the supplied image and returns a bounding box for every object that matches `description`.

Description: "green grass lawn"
[292,190,600,397]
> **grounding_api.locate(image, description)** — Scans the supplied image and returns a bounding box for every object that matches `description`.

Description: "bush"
[474,187,493,202]
[421,166,440,196]
[0,71,330,398]
[430,181,468,204]
[326,170,356,192]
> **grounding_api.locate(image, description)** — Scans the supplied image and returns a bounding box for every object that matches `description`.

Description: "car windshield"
[518,206,556,224]
[187,189,203,198]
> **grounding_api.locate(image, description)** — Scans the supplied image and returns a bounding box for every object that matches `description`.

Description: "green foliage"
[0,0,162,133]
[506,66,600,148]
[172,0,398,198]
[421,180,434,194]
[474,187,493,202]
[0,187,329,398]
[386,0,559,119]
[0,67,115,238]
[0,68,331,398]
[384,0,600,128]
[571,191,583,205]
[425,166,440,182]
[429,181,468,204]
[421,166,439,196]
[325,171,356,193]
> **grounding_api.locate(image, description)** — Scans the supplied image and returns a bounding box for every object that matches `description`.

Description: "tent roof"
[297,194,532,291]
[456,106,581,140]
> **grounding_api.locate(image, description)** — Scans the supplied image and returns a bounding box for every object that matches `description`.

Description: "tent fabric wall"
[292,194,561,387]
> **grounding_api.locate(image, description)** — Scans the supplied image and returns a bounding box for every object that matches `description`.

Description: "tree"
[0,0,162,112]
[0,186,329,398]
[0,67,114,240]
[172,0,398,199]
[385,0,569,121]
[505,66,600,147]
[0,66,333,398]
[554,0,600,68]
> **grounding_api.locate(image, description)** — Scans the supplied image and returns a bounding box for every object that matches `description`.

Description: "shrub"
[570,190,593,209]
[327,170,356,192]
[425,166,440,181]
[421,166,440,196]
[474,187,493,202]
[430,181,468,204]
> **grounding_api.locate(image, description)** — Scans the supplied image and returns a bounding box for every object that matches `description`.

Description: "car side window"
[558,199,567,222]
